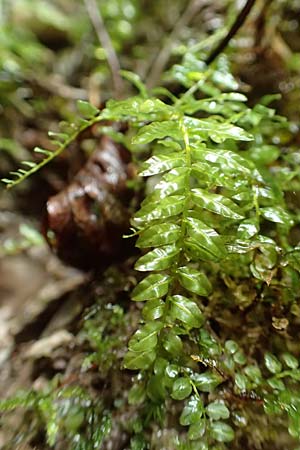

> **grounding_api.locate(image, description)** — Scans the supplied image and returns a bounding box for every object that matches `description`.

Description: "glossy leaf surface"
[169,295,204,328]
[135,244,180,271]
[177,266,212,296]
[132,274,170,301]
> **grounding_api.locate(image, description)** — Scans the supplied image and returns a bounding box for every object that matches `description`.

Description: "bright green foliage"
[1,6,300,445]
[97,59,299,447]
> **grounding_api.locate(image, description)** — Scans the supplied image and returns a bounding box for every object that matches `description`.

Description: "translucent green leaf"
[180,395,204,426]
[188,420,206,440]
[133,121,181,145]
[237,219,259,239]
[177,266,212,296]
[206,401,230,420]
[161,329,183,355]
[234,373,247,391]
[244,366,262,384]
[132,274,170,301]
[128,383,146,405]
[185,216,226,261]
[139,153,185,176]
[171,378,192,400]
[264,353,282,374]
[151,167,188,199]
[132,195,185,228]
[142,299,165,321]
[210,421,234,442]
[233,350,247,365]
[260,207,294,226]
[123,349,156,370]
[136,223,181,248]
[225,340,239,354]
[129,321,163,352]
[192,188,244,220]
[169,295,204,329]
[185,117,253,143]
[193,371,223,392]
[281,353,299,370]
[77,100,99,118]
[267,378,285,391]
[102,97,173,121]
[135,244,180,271]
[192,148,252,175]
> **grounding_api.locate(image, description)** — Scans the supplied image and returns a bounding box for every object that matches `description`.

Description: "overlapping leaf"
[132,195,185,228]
[192,188,244,219]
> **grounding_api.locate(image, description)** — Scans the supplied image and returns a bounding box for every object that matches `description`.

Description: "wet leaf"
[206,401,230,420]
[210,421,234,442]
[180,395,204,426]
[188,420,206,440]
[139,153,185,176]
[142,299,165,321]
[133,121,181,144]
[177,266,212,296]
[161,329,183,355]
[136,223,181,248]
[132,274,171,301]
[260,207,294,226]
[192,188,244,220]
[171,378,192,400]
[192,371,223,392]
[169,295,204,329]
[129,321,163,352]
[135,244,180,271]
[132,195,185,228]
[124,349,156,370]
[264,353,282,374]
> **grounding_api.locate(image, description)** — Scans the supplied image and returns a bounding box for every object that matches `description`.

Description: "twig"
[206,0,257,65]
[146,0,209,89]
[83,0,124,98]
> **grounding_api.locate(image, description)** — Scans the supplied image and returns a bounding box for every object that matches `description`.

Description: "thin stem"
[83,0,124,98]
[206,0,257,65]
